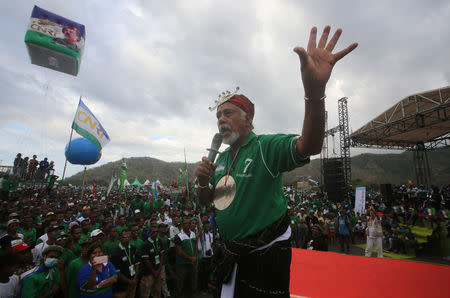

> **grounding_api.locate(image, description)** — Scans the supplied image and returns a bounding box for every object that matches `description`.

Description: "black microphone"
[207,133,223,162]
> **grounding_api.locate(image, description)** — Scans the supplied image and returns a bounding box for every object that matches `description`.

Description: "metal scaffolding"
[321,97,352,200]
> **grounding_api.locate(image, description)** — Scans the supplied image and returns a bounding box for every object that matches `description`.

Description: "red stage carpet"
[289,248,450,298]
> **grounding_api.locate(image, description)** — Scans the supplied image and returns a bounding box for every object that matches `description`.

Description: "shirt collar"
[119,242,130,250]
[223,131,257,153]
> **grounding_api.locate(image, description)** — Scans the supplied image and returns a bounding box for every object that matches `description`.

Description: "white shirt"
[0,275,19,298]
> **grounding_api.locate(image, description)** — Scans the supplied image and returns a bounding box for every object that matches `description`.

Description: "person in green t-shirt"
[66,237,91,298]
[70,225,82,257]
[195,25,357,297]
[116,215,127,235]
[20,216,37,246]
[130,224,144,254]
[21,245,65,298]
[103,226,119,257]
[55,230,76,269]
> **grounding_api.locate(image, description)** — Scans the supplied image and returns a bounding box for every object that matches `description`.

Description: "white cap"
[135,209,141,214]
[90,229,104,237]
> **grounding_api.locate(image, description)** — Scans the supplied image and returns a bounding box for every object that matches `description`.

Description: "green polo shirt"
[21,267,61,298]
[211,132,309,241]
[61,248,76,268]
[66,257,85,298]
[130,238,145,254]
[104,239,120,256]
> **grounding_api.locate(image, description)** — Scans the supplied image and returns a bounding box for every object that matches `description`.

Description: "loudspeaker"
[323,158,346,202]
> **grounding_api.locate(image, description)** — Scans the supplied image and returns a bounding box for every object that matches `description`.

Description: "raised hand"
[294,26,358,98]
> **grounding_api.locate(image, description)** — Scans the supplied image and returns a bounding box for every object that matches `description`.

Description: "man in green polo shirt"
[196,26,357,297]
[21,245,65,298]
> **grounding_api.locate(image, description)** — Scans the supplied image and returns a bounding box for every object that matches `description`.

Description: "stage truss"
[350,86,450,186]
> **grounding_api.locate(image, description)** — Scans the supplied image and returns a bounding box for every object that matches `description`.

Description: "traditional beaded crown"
[208,86,240,111]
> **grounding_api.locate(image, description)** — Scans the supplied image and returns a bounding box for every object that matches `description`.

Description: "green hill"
[64,147,450,187]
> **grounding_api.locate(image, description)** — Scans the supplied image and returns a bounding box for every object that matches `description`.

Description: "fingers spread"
[317,26,331,49]
[334,42,358,62]
[307,27,317,52]
[325,28,342,52]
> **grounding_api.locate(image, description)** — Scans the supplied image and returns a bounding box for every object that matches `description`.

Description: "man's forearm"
[297,94,325,157]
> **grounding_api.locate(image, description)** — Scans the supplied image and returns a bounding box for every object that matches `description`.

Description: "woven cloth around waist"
[215,211,290,283]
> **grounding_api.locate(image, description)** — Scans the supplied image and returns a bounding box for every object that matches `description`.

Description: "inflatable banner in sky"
[24,5,85,76]
[72,99,110,151]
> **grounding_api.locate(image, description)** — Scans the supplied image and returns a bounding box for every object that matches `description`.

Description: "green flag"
[119,159,128,192]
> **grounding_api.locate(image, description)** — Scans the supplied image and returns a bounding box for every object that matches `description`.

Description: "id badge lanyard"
[122,245,135,276]
[149,238,160,265]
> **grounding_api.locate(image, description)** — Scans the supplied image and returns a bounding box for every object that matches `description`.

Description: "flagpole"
[61,128,74,182]
[81,166,87,200]
[62,96,82,182]
[184,147,190,201]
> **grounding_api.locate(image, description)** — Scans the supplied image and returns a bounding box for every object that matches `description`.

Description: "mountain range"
[64,147,450,187]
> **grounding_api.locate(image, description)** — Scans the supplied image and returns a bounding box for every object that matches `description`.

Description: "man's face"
[182,220,190,232]
[24,217,32,227]
[72,228,81,240]
[81,221,90,232]
[8,223,19,234]
[120,231,131,246]
[216,103,249,145]
[130,226,139,239]
[18,249,33,265]
[109,228,117,239]
[150,226,158,239]
[64,27,79,41]
[56,238,67,247]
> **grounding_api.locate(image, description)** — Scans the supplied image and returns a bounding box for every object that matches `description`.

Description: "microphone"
[207,133,223,163]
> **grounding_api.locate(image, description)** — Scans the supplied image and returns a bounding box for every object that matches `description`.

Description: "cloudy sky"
[1,0,449,178]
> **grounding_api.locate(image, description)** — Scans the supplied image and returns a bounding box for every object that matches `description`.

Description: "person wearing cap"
[90,229,105,244]
[7,219,23,241]
[31,225,59,265]
[20,245,65,298]
[12,240,34,277]
[66,237,92,298]
[196,26,357,297]
[36,218,58,246]
[56,230,77,268]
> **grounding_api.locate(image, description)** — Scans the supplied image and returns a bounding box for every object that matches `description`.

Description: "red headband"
[224,95,255,119]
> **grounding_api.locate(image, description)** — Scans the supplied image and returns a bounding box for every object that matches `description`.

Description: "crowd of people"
[0,173,448,298]
[12,153,55,181]
[287,184,450,259]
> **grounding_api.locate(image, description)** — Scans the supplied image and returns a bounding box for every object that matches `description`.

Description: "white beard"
[223,131,240,145]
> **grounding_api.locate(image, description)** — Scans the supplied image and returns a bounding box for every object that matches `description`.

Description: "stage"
[289,248,450,298]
